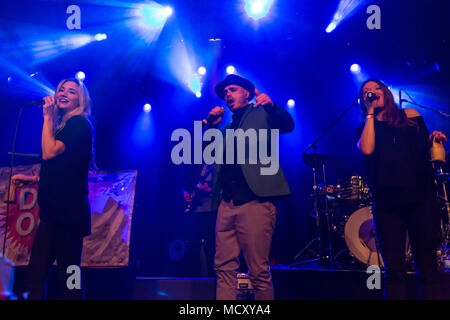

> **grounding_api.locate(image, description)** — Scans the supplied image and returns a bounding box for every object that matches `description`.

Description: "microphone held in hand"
[366,92,378,102]
[25,100,45,107]
[202,108,225,125]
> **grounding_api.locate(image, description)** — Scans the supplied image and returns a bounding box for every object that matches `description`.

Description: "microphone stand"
[401,96,450,267]
[2,106,40,257]
[400,98,450,119]
[292,100,359,268]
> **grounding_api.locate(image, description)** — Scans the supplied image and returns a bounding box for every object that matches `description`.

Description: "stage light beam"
[325,0,365,33]
[326,22,337,33]
[139,4,173,28]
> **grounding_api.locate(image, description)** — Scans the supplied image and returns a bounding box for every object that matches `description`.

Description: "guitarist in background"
[183,163,216,277]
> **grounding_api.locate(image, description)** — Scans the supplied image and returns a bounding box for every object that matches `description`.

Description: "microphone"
[202,110,224,125]
[25,100,45,107]
[202,115,217,125]
[366,92,378,102]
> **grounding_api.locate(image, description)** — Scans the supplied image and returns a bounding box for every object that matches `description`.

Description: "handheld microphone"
[366,92,378,102]
[25,100,45,107]
[202,109,225,125]
[202,114,219,125]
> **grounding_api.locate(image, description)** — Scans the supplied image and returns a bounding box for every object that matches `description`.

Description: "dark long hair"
[359,78,416,128]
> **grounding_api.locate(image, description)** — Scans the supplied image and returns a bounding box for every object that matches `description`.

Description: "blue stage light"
[226,65,236,75]
[163,6,173,17]
[245,0,273,20]
[287,99,295,108]
[325,0,364,33]
[139,4,173,28]
[94,33,107,41]
[326,22,337,33]
[143,103,152,112]
[198,66,206,75]
[350,64,361,74]
[75,71,85,81]
[195,91,201,98]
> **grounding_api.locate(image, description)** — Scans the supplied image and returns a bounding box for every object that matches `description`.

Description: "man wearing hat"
[209,74,294,300]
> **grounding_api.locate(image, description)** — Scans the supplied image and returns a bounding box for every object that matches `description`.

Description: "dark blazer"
[212,103,294,210]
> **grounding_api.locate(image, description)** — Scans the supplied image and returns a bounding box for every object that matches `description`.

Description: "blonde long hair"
[54,78,91,134]
[54,78,97,170]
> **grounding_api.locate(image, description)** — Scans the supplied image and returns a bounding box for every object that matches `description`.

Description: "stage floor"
[11,264,450,300]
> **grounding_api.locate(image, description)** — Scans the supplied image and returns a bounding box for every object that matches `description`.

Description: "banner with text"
[0,164,137,267]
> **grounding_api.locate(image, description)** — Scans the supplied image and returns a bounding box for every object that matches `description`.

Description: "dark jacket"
[212,103,294,210]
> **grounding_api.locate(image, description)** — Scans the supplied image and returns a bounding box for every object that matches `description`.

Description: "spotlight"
[195,91,202,98]
[198,66,206,75]
[163,6,173,17]
[350,64,361,74]
[140,4,173,27]
[245,0,273,20]
[226,65,236,75]
[325,0,364,33]
[143,103,151,112]
[287,99,295,108]
[94,33,107,41]
[75,71,85,81]
[7,76,12,83]
[326,22,337,33]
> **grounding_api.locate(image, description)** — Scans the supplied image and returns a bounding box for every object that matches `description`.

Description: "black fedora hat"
[215,74,255,101]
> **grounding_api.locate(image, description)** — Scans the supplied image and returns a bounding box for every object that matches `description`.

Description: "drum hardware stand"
[292,100,359,268]
[434,164,450,251]
[292,144,323,265]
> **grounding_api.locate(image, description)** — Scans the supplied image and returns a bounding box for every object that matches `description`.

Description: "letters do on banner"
[0,165,137,267]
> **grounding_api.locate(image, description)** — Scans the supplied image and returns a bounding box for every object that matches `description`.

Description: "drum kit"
[292,151,382,268]
[293,150,450,270]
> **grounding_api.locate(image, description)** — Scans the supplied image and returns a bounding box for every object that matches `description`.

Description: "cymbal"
[302,152,340,168]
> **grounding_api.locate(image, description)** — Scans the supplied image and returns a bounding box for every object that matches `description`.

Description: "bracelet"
[366,114,374,119]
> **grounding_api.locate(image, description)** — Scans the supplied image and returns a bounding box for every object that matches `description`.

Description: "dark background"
[0,0,449,276]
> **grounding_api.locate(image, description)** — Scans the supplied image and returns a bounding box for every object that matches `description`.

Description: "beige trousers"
[214,199,277,300]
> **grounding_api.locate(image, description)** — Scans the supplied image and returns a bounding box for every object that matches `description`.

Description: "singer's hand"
[253,88,274,108]
[11,174,38,187]
[208,106,225,126]
[42,96,56,119]
[364,93,382,114]
[430,131,447,143]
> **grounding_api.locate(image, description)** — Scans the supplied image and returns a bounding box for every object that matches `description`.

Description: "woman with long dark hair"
[12,78,95,299]
[357,78,447,299]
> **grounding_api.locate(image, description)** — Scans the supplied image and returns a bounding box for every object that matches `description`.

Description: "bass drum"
[344,206,384,267]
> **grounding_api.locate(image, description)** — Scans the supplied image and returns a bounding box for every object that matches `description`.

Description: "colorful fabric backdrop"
[0,164,137,267]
